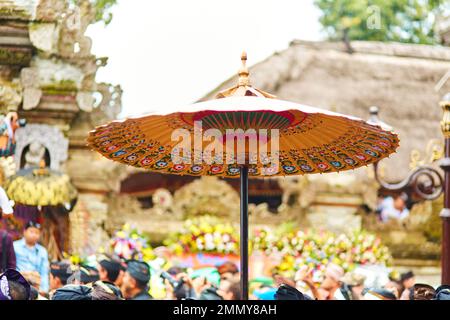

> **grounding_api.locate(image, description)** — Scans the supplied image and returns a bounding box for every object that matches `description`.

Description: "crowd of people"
[270,265,450,300]
[1,216,450,300]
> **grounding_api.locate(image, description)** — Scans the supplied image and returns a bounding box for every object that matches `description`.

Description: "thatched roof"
[201,40,450,182]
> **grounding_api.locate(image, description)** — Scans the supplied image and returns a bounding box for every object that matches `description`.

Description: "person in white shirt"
[0,186,13,215]
[378,193,409,222]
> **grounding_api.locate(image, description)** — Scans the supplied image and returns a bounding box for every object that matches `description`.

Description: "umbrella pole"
[240,165,249,300]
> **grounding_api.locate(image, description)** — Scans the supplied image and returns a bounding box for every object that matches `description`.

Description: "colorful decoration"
[88,103,399,178]
[61,252,94,267]
[0,111,21,157]
[169,252,240,270]
[4,166,77,207]
[262,229,392,279]
[164,217,390,278]
[111,223,155,261]
[164,215,239,255]
[250,227,280,253]
[59,220,391,300]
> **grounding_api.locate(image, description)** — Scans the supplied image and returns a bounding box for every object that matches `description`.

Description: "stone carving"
[279,176,310,208]
[307,206,362,235]
[24,141,45,168]
[104,194,143,233]
[0,81,22,112]
[0,0,39,20]
[86,83,123,126]
[35,0,66,22]
[22,88,42,110]
[249,203,272,219]
[28,22,58,53]
[31,57,84,88]
[76,91,94,112]
[173,176,240,219]
[58,0,95,59]
[20,67,39,87]
[0,46,33,66]
[15,124,68,170]
[1,0,123,259]
[79,57,107,91]
[70,194,110,256]
[20,67,42,110]
[152,188,173,212]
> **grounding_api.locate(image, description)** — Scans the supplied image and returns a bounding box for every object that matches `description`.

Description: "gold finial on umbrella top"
[216,52,275,99]
[238,51,249,86]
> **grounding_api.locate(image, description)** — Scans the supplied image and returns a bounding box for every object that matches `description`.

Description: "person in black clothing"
[275,284,312,300]
[0,212,16,272]
[51,284,92,300]
[91,280,123,300]
[121,260,152,300]
[434,285,450,300]
[0,269,31,300]
[79,264,100,284]
[49,261,72,291]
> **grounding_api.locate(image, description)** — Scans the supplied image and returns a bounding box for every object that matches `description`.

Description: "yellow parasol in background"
[87,53,399,299]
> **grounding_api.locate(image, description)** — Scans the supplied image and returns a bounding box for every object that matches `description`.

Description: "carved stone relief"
[15,123,68,170]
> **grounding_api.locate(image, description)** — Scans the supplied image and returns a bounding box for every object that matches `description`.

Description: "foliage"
[111,223,155,261]
[314,0,450,44]
[165,216,392,278]
[252,227,392,279]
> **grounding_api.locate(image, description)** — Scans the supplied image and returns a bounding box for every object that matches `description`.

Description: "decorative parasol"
[87,53,399,299]
[4,164,78,207]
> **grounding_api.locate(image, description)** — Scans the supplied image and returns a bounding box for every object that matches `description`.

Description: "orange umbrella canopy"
[87,53,399,177]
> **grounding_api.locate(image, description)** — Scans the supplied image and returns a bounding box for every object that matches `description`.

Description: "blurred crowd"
[1,218,450,301]
[269,264,450,300]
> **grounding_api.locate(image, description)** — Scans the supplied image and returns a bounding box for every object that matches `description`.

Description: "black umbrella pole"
[240,166,249,300]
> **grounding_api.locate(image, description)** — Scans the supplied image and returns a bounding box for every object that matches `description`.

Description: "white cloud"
[86,0,322,117]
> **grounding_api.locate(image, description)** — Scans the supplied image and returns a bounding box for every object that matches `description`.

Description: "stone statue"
[24,141,46,168]
[15,124,68,171]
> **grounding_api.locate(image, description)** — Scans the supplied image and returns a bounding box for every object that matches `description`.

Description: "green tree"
[314,0,450,45]
[70,0,117,25]
[90,0,117,25]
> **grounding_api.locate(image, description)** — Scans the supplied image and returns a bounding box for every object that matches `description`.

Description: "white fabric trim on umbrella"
[125,96,363,121]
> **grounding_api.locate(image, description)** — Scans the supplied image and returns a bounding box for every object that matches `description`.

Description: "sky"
[86,0,323,118]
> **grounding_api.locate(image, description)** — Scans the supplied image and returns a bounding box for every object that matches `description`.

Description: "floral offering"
[111,223,155,261]
[164,215,239,255]
[270,229,392,279]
